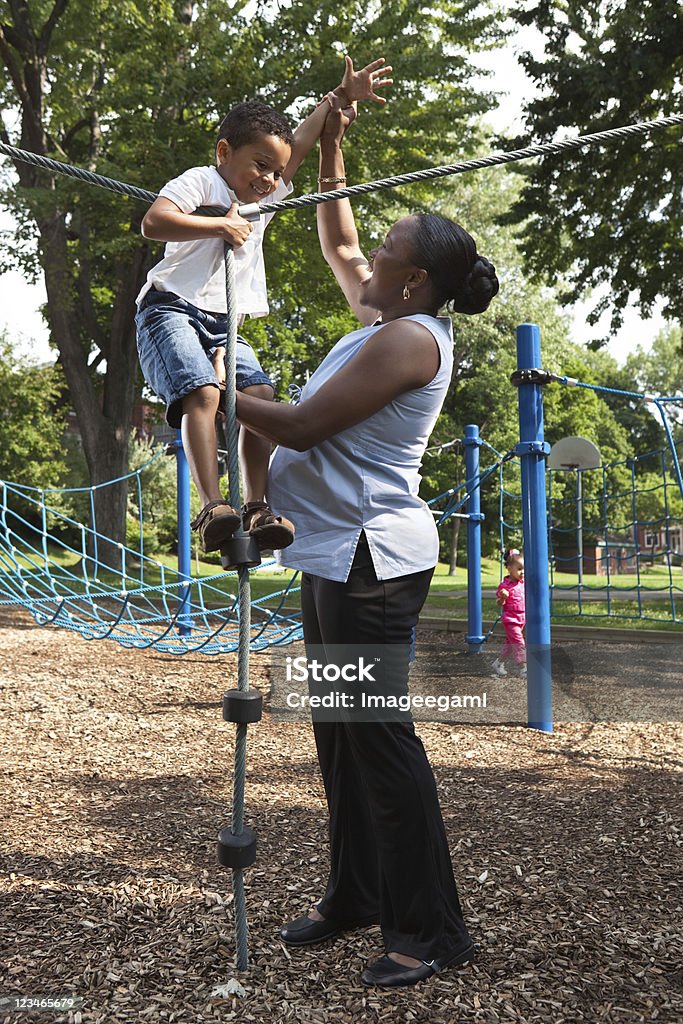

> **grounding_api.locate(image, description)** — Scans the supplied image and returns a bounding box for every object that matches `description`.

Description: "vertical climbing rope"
[222,241,250,971]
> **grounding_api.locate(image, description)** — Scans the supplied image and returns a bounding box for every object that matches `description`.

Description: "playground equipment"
[433,400,682,640]
[548,439,683,623]
[2,111,683,975]
[548,436,602,588]
[0,447,303,655]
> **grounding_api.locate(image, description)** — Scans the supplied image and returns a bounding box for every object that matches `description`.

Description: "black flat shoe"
[280,912,379,948]
[280,914,341,946]
[361,942,475,988]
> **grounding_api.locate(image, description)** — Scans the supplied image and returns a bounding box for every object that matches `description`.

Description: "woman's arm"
[283,57,392,184]
[236,317,440,451]
[316,110,378,326]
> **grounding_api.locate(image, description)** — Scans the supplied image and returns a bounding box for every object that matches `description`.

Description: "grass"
[430,557,682,631]
[3,544,681,629]
[422,595,682,632]
[432,557,683,592]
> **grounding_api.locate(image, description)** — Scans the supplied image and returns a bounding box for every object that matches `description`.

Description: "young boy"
[135,56,392,557]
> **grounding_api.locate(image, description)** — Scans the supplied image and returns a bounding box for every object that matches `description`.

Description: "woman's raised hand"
[321,102,358,141]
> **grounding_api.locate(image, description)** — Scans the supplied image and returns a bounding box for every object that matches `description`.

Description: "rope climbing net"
[547,375,683,624]
[548,440,683,623]
[0,450,303,654]
[426,381,683,628]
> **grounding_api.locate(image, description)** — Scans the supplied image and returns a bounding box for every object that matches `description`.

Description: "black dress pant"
[300,533,471,964]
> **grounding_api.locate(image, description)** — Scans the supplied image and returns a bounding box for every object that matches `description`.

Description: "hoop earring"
[402,286,411,301]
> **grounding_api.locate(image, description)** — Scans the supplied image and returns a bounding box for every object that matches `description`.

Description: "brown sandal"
[242,501,295,551]
[191,500,240,552]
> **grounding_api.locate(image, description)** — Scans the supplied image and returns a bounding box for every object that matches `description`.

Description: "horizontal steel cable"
[250,113,683,216]
[2,113,683,220]
[0,140,223,215]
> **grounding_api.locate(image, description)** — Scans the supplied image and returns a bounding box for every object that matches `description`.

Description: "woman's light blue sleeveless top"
[267,314,454,582]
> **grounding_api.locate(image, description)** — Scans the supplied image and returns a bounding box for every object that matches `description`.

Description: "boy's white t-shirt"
[136,165,292,316]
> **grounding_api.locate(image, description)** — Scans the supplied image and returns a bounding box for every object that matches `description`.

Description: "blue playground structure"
[2,323,682,731]
[2,321,682,977]
[0,460,304,655]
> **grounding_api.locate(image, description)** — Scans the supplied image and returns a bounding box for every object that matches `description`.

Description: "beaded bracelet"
[318,176,347,184]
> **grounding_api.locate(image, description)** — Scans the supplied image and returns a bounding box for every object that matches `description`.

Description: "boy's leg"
[238,382,295,550]
[182,385,241,551]
[233,340,295,550]
[181,385,224,507]
[239,383,275,504]
[135,292,240,553]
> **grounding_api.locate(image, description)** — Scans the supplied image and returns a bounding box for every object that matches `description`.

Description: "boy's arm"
[282,55,392,183]
[142,197,253,247]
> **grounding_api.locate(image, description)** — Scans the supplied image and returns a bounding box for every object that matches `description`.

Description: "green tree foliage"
[411,161,653,569]
[240,0,506,386]
[415,168,633,558]
[624,325,683,406]
[0,0,502,558]
[126,434,178,553]
[619,325,683,536]
[0,333,68,534]
[0,334,67,487]
[566,325,683,482]
[578,348,666,459]
[543,354,633,542]
[502,0,683,338]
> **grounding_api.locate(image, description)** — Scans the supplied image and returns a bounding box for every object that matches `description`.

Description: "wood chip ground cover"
[0,608,681,1023]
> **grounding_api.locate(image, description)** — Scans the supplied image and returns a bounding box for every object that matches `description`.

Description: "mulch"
[0,607,681,1024]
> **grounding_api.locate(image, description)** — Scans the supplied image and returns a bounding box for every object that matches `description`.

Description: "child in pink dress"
[491,548,526,677]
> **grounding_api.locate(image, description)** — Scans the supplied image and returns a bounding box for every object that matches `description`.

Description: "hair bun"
[451,256,499,315]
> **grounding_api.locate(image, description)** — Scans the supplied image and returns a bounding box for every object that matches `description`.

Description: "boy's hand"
[337,55,393,105]
[211,347,226,388]
[497,588,509,607]
[212,347,226,418]
[222,203,253,248]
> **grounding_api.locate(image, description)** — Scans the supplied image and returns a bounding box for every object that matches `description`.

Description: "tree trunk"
[448,516,461,576]
[0,5,149,563]
[38,209,148,563]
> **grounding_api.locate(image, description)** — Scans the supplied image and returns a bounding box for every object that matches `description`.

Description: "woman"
[235,107,499,988]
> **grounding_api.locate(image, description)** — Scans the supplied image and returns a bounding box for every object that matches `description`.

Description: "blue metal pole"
[464,424,484,653]
[515,325,553,732]
[175,429,192,636]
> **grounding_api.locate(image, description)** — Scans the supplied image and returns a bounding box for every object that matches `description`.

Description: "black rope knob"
[217,826,257,869]
[223,689,263,724]
[220,535,261,571]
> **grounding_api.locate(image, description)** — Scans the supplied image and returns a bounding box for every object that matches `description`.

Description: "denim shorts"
[135,288,273,428]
